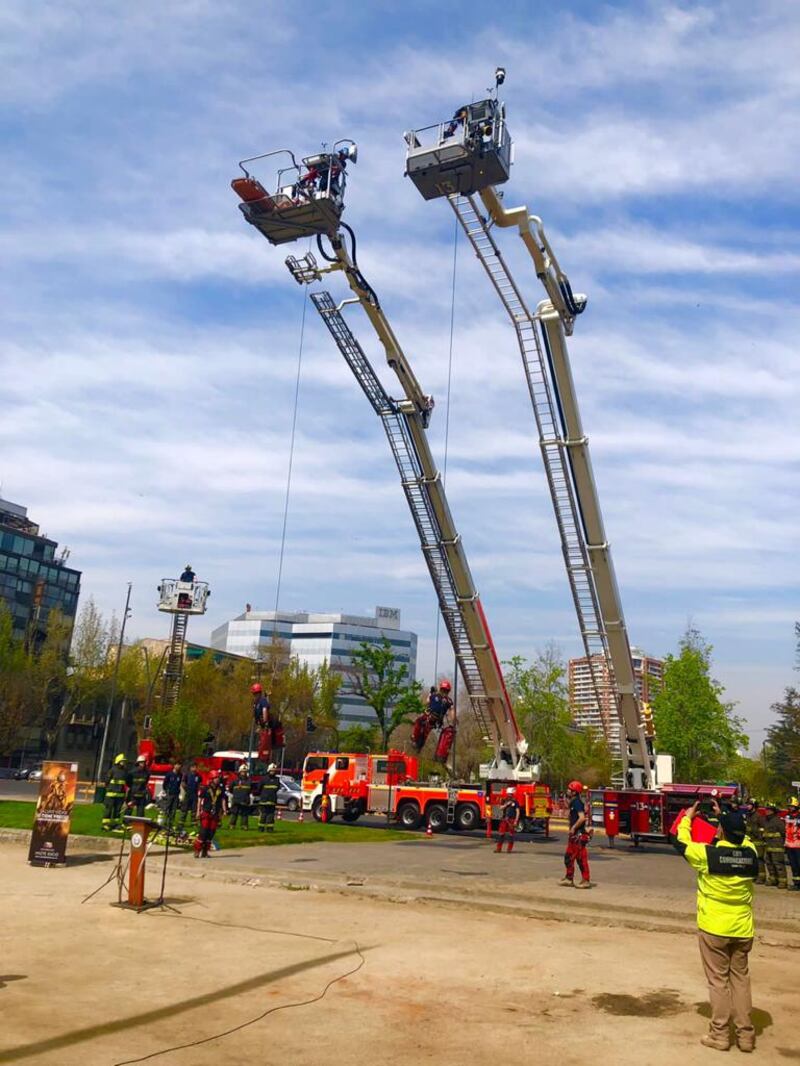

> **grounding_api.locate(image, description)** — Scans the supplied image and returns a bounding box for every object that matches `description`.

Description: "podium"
[122,816,163,909]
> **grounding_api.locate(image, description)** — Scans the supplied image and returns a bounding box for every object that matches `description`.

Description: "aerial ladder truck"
[403,72,661,814]
[230,139,547,831]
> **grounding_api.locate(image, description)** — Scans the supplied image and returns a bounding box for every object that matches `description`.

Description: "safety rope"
[270,275,309,661]
[433,213,459,679]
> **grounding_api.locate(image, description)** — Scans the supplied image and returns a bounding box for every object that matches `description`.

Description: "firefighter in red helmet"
[560,780,593,888]
[495,788,520,853]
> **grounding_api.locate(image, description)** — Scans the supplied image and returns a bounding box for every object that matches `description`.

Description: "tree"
[568,727,614,788]
[504,646,575,788]
[651,626,745,782]
[339,724,379,752]
[765,687,800,796]
[0,604,29,755]
[727,752,777,803]
[150,699,209,764]
[347,638,423,749]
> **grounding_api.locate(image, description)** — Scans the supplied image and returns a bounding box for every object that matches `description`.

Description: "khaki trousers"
[698,930,754,1042]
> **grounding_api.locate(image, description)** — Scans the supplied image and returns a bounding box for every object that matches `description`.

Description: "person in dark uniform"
[560,780,592,888]
[162,762,182,826]
[745,800,766,884]
[252,683,270,728]
[495,788,520,853]
[257,763,280,833]
[102,754,128,830]
[194,770,228,858]
[178,762,202,830]
[442,105,468,138]
[229,765,252,830]
[428,680,453,727]
[126,755,150,818]
[763,803,787,888]
[180,564,195,582]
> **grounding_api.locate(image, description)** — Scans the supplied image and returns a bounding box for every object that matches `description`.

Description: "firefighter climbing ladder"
[448,194,612,745]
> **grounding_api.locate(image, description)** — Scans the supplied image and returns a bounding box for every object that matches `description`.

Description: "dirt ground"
[1,838,798,1066]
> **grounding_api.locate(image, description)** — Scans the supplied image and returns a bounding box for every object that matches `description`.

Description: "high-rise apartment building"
[568,647,664,747]
[0,497,81,644]
[210,606,417,725]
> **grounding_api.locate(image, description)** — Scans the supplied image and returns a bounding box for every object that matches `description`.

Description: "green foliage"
[651,626,746,782]
[348,638,423,749]
[765,687,800,797]
[568,727,614,788]
[149,699,209,763]
[504,646,575,786]
[727,753,778,803]
[338,724,379,752]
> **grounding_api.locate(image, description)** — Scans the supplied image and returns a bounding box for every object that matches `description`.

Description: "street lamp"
[94,583,133,788]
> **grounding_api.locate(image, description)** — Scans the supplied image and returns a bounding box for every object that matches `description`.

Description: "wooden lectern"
[122,815,162,909]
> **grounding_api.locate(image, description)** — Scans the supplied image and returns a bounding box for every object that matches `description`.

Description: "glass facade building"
[211,606,418,725]
[0,498,81,644]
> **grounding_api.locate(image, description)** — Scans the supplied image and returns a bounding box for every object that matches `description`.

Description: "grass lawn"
[0,800,412,848]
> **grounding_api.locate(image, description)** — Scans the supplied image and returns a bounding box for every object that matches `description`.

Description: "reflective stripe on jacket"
[105,766,127,797]
[677,816,757,938]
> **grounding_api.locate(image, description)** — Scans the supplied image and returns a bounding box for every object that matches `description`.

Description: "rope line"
[433,212,459,679]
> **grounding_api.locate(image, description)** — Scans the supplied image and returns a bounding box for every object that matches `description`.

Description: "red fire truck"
[301,749,551,834]
[588,783,740,847]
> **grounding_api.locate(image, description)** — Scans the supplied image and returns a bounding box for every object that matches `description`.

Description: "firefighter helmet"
[251,683,263,694]
[267,763,278,773]
[136,754,146,764]
[506,787,516,795]
[114,753,127,764]
[567,780,584,793]
[439,679,452,692]
[789,797,799,808]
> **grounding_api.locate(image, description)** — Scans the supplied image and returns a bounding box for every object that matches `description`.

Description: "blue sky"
[2,1,798,747]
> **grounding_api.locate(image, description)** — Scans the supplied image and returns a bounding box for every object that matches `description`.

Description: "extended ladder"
[161,612,189,710]
[311,290,499,745]
[448,194,613,744]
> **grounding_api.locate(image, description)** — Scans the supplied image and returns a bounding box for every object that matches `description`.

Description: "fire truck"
[231,131,548,828]
[301,750,551,834]
[403,71,728,843]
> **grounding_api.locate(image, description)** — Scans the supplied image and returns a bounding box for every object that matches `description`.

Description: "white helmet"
[267,763,278,773]
[506,787,516,796]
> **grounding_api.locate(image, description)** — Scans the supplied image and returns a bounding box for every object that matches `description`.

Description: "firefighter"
[785,798,800,890]
[194,769,227,858]
[428,680,453,727]
[178,762,202,830]
[494,788,520,853]
[161,762,182,827]
[102,754,128,831]
[675,799,758,1052]
[180,564,195,582]
[559,780,592,888]
[125,754,150,818]
[442,105,468,138]
[745,799,766,884]
[229,765,252,829]
[257,763,280,833]
[252,683,270,727]
[762,802,787,888]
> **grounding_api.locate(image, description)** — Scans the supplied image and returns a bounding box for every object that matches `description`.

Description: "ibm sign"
[375,606,401,627]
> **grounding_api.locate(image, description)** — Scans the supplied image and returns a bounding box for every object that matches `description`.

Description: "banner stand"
[28,761,79,867]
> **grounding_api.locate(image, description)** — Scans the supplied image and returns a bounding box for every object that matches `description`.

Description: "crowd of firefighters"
[100,751,283,858]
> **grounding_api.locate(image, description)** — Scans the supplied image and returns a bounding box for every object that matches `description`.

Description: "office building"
[211,606,417,725]
[0,497,81,644]
[568,647,664,748]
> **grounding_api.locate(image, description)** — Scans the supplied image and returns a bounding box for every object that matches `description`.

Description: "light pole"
[95,582,133,787]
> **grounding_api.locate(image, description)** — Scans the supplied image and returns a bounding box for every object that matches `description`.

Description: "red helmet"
[439,680,452,692]
[567,780,584,794]
[251,683,262,694]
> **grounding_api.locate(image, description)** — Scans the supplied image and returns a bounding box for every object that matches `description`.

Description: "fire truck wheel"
[426,804,448,833]
[397,801,422,830]
[311,797,323,822]
[341,803,361,823]
[455,803,481,832]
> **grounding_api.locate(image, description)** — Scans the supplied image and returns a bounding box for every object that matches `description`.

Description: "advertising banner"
[28,761,78,867]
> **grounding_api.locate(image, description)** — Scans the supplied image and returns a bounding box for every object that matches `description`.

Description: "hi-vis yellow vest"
[677,817,757,938]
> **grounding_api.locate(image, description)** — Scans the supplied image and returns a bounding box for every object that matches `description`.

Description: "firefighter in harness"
[411,680,455,756]
[194,769,228,858]
[495,788,520,853]
[560,781,593,889]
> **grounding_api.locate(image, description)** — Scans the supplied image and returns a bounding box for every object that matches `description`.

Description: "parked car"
[0,767,18,780]
[12,768,31,780]
[278,775,301,811]
[28,768,43,781]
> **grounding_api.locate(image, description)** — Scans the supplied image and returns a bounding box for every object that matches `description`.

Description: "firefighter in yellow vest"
[762,802,787,888]
[677,799,758,1052]
[102,754,128,831]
